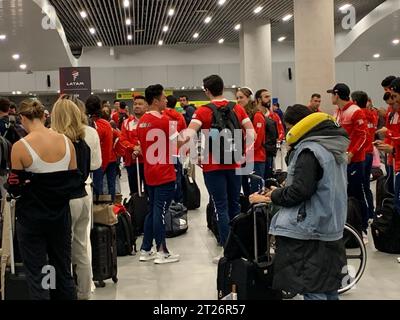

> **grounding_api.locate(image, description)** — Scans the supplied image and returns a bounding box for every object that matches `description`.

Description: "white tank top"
[20,135,71,173]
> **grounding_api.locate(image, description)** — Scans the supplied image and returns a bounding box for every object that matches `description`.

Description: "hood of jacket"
[294,120,350,164]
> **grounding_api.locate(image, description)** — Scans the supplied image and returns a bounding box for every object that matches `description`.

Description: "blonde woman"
[51,97,93,300]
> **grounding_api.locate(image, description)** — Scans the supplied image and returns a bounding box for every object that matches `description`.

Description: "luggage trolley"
[248,174,367,297]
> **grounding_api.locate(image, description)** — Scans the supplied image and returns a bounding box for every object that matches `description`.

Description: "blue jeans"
[126,163,145,196]
[363,153,375,219]
[204,170,242,247]
[174,159,184,204]
[264,155,274,180]
[242,162,266,197]
[347,161,369,232]
[303,292,339,301]
[141,182,175,253]
[93,162,117,201]
[395,172,400,216]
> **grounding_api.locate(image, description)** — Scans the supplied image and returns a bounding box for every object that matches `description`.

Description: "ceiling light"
[16,91,22,95]
[204,16,212,24]
[158,40,164,46]
[254,6,263,14]
[127,34,133,40]
[234,24,241,31]
[232,85,237,88]
[218,0,226,5]
[282,14,293,21]
[0,34,6,40]
[12,91,16,95]
[392,39,400,45]
[278,36,286,42]
[123,0,130,8]
[57,90,60,94]
[163,26,169,32]
[97,41,103,47]
[168,8,175,16]
[339,4,351,12]
[19,64,27,70]
[373,53,380,59]
[131,88,135,91]
[218,38,225,44]
[12,54,20,60]
[126,18,132,26]
[80,11,87,18]
[89,27,96,34]
[193,32,199,39]
[181,87,185,90]
[103,89,107,92]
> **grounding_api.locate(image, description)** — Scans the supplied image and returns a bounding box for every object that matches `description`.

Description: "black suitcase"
[371,198,400,254]
[206,200,220,244]
[91,224,118,288]
[116,208,136,256]
[166,203,189,238]
[182,170,201,210]
[376,174,393,212]
[217,203,282,300]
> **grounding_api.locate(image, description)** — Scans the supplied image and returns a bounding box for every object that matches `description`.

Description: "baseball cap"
[327,83,350,99]
[390,77,400,94]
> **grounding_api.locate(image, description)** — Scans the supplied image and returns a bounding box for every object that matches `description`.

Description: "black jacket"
[270,120,348,294]
[9,170,86,226]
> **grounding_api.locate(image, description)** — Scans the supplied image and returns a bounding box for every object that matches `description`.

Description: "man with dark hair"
[329,83,369,243]
[179,95,196,126]
[308,94,322,113]
[9,102,17,115]
[352,91,378,220]
[86,95,117,201]
[381,76,397,92]
[164,95,187,203]
[111,100,129,130]
[185,75,255,263]
[250,104,349,300]
[137,85,188,264]
[115,95,148,195]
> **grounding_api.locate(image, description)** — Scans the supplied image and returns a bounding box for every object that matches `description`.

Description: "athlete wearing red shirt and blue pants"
[137,85,184,264]
[186,75,255,259]
[331,84,368,235]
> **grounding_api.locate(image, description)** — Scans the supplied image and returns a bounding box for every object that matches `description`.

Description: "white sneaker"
[139,250,157,262]
[362,232,369,245]
[154,252,180,264]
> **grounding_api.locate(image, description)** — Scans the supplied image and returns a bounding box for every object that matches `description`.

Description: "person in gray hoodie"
[250,104,350,300]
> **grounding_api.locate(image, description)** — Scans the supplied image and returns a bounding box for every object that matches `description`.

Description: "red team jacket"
[363,108,378,154]
[385,109,400,172]
[334,101,367,163]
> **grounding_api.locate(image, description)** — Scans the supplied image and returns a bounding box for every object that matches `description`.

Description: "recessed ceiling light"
[163,26,169,32]
[339,4,351,12]
[158,40,164,46]
[97,41,103,47]
[123,0,130,8]
[218,0,226,5]
[392,39,400,45]
[232,85,237,88]
[12,91,16,95]
[57,90,60,94]
[80,11,87,18]
[12,54,20,60]
[218,38,225,44]
[234,24,241,31]
[254,6,263,14]
[282,14,293,21]
[0,34,6,40]
[16,91,22,95]
[131,88,135,91]
[168,8,175,16]
[19,64,27,70]
[126,18,132,25]
[181,86,185,90]
[127,34,132,40]
[193,32,199,38]
[204,16,212,24]
[89,27,96,34]
[373,53,380,58]
[278,36,286,42]
[103,89,107,92]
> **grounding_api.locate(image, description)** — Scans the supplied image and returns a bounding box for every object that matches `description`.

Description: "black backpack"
[118,112,129,129]
[73,140,91,183]
[205,102,242,165]
[264,116,278,157]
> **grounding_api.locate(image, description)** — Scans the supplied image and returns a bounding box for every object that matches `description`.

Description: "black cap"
[327,83,350,99]
[391,77,400,94]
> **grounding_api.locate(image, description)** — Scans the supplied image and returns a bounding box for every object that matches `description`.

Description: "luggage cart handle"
[136,157,142,197]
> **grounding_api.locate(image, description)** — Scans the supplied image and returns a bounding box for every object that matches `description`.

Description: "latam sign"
[59,67,92,101]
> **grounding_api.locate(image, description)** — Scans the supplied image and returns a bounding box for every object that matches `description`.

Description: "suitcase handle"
[136,158,143,197]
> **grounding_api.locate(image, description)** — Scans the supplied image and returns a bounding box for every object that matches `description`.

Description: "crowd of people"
[1,73,400,300]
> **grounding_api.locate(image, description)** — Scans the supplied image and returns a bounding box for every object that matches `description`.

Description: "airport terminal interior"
[0,0,400,301]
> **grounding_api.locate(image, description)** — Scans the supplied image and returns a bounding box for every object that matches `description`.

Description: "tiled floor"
[93,167,400,300]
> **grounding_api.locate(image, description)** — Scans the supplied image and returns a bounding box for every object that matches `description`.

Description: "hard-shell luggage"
[91,224,118,288]
[217,203,282,300]
[165,202,189,238]
[182,170,201,210]
[206,200,220,244]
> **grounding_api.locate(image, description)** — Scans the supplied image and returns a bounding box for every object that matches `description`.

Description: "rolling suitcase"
[182,170,201,210]
[1,197,30,300]
[217,203,282,300]
[166,202,189,238]
[206,200,220,244]
[91,224,118,288]
[344,197,363,249]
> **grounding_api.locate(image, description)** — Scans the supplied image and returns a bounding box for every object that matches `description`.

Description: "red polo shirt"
[137,111,177,186]
[252,111,266,162]
[94,118,115,170]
